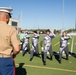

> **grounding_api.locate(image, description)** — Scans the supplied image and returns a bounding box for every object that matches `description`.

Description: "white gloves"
[24,47,27,50]
[41,47,44,51]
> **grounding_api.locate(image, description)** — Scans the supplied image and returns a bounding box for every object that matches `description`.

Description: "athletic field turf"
[15,34,76,75]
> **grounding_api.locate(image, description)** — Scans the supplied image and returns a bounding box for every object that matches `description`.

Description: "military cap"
[0,7,12,13]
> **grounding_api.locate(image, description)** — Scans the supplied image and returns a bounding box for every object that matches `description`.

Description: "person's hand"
[41,47,44,51]
[24,47,27,51]
[13,54,16,58]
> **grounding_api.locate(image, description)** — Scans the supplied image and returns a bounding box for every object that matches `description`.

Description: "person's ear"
[6,18,9,24]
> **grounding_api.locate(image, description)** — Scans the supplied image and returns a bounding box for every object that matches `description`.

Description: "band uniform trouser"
[27,43,31,54]
[30,44,39,59]
[43,45,53,62]
[59,45,69,60]
[35,44,39,54]
[22,43,30,55]
[0,56,15,75]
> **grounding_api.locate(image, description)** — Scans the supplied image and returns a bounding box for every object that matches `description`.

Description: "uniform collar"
[0,21,7,24]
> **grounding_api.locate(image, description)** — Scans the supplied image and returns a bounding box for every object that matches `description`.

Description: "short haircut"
[46,29,51,33]
[33,30,37,33]
[62,31,67,36]
[62,31,67,34]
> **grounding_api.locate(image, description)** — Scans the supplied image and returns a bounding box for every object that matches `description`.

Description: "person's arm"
[60,38,62,47]
[32,38,34,47]
[28,35,30,39]
[32,37,36,49]
[11,28,20,56]
[49,33,55,38]
[64,36,71,40]
[13,45,20,55]
[37,34,40,39]
[40,37,45,51]
[22,37,25,44]
[40,37,45,47]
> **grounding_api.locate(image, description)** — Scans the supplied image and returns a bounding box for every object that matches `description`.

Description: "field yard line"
[54,42,59,46]
[53,35,60,47]
[16,64,76,73]
[71,36,74,53]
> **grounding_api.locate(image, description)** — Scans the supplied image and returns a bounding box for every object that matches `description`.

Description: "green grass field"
[15,34,76,75]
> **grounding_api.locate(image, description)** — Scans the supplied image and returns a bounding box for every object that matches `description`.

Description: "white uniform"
[41,34,55,62]
[59,36,71,61]
[30,34,40,59]
[22,34,30,56]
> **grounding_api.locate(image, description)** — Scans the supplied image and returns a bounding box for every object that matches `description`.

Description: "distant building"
[8,18,18,29]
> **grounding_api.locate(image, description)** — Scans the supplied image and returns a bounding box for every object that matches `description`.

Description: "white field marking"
[71,36,74,53]
[53,35,61,46]
[54,42,59,46]
[20,42,40,45]
[15,64,76,73]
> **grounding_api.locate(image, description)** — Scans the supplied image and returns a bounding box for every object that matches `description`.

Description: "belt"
[0,54,11,58]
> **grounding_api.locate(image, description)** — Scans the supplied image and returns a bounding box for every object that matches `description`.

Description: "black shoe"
[36,54,41,58]
[50,56,53,60]
[22,51,27,56]
[59,60,61,64]
[66,58,69,60]
[30,58,33,61]
[43,61,46,65]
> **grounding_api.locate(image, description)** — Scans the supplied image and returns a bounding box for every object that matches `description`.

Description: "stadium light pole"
[62,0,64,29]
[61,0,64,34]
[75,18,76,29]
